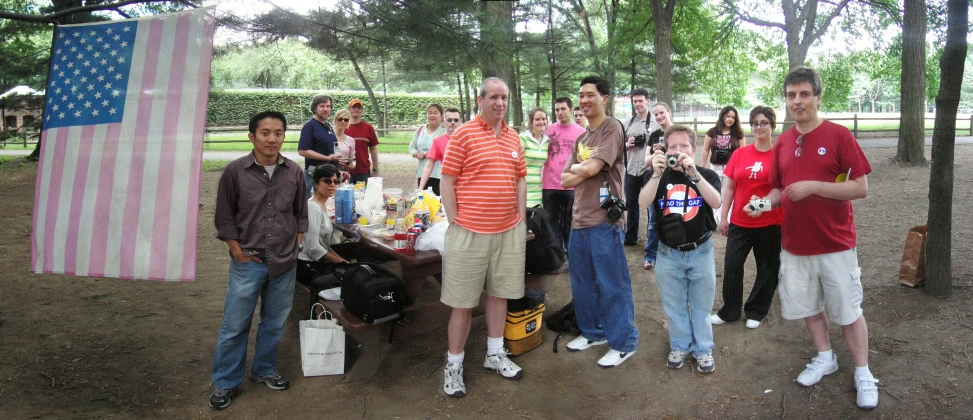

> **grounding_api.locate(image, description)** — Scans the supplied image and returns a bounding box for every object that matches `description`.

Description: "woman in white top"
[298,164,349,282]
[407,103,447,191]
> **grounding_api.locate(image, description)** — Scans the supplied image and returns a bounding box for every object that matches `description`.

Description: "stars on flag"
[44,21,136,128]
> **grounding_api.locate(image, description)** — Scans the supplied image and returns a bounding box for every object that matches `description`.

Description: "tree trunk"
[456,72,465,120]
[574,0,602,75]
[478,1,515,86]
[603,0,619,117]
[348,54,381,130]
[925,0,968,297]
[547,0,558,117]
[650,0,676,105]
[511,57,523,126]
[897,0,927,165]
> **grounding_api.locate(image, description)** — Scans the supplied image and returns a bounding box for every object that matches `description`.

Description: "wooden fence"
[4,114,973,148]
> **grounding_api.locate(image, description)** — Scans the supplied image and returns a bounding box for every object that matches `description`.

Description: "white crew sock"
[486,336,504,356]
[855,365,872,378]
[446,351,464,364]
[818,350,834,361]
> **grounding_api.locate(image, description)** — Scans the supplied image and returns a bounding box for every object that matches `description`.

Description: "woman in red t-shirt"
[709,106,783,330]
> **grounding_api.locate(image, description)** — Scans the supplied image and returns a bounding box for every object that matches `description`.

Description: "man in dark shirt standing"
[209,111,308,410]
[298,94,342,197]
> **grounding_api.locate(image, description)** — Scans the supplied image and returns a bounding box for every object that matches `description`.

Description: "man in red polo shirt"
[439,77,528,398]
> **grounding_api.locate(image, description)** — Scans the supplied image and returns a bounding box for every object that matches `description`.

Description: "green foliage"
[817,54,854,111]
[205,90,461,127]
[754,44,789,108]
[211,39,358,90]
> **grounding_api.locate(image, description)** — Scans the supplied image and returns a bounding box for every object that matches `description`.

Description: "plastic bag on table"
[415,221,447,253]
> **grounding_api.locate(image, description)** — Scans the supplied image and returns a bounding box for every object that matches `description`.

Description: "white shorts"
[779,248,863,326]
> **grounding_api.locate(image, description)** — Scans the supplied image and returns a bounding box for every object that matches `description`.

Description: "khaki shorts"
[441,222,526,309]
[779,248,863,326]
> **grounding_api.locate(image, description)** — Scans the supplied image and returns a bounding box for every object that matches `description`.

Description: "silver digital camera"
[749,198,772,212]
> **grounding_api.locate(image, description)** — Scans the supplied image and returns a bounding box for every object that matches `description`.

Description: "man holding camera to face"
[638,125,722,373]
[560,76,639,368]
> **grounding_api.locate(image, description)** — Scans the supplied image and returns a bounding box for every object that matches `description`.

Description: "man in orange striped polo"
[438,77,528,398]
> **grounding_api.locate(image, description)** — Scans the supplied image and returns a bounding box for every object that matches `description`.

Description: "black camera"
[666,154,680,169]
[714,149,731,163]
[600,194,627,223]
[633,133,647,147]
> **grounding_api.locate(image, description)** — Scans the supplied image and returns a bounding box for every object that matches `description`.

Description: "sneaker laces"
[491,349,517,373]
[445,364,463,388]
[261,373,282,381]
[697,354,714,364]
[668,350,686,360]
[213,388,232,398]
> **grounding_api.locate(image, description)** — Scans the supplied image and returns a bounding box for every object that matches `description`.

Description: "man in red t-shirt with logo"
[753,67,878,410]
[344,98,380,184]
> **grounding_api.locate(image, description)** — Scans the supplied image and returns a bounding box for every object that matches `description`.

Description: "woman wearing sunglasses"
[709,106,783,330]
[519,108,549,208]
[333,109,356,180]
[298,165,351,283]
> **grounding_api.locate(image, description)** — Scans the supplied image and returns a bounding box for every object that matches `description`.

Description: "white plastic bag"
[415,221,448,253]
[300,303,345,377]
[362,177,384,212]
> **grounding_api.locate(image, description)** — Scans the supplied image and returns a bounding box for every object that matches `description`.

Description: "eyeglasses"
[750,121,771,128]
[445,118,461,123]
[795,134,804,158]
[318,178,340,185]
[336,118,350,123]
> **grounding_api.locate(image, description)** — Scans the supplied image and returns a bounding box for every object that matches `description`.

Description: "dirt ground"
[1,144,972,419]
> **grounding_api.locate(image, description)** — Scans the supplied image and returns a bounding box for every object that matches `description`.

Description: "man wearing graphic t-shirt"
[560,76,639,368]
[755,67,878,410]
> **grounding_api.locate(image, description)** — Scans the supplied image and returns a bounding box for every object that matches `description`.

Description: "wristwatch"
[298,244,304,252]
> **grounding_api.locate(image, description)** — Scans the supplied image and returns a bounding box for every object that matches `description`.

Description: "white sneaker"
[566,335,608,352]
[667,350,687,369]
[855,375,880,409]
[483,348,523,379]
[709,314,727,325]
[695,353,716,373]
[597,349,636,368]
[746,319,761,329]
[442,362,465,397]
[796,353,839,386]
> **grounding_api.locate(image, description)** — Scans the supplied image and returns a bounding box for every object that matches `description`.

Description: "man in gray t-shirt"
[623,88,660,246]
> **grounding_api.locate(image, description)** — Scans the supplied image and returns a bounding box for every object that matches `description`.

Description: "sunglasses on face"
[445,118,461,123]
[318,178,340,185]
[337,118,350,123]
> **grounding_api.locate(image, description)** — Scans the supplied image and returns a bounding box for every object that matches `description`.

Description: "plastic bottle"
[413,193,431,230]
[386,196,398,221]
[406,218,422,254]
[393,218,408,252]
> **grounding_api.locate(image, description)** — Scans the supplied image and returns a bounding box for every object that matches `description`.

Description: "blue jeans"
[304,172,314,198]
[567,223,639,352]
[212,260,296,389]
[644,206,659,263]
[655,239,716,357]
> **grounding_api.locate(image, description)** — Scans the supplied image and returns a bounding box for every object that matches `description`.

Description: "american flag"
[31,9,216,281]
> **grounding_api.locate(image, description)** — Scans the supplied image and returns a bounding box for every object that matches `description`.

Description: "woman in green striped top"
[519,108,550,208]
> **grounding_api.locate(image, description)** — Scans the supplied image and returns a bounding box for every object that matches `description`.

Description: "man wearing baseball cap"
[345,98,381,184]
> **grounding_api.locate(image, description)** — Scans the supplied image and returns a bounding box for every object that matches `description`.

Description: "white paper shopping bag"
[300,304,345,376]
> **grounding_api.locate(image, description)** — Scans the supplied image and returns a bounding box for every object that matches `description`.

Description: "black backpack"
[545,301,580,353]
[524,206,566,274]
[340,263,408,324]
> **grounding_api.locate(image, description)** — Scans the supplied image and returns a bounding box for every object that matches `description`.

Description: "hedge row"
[206,90,463,127]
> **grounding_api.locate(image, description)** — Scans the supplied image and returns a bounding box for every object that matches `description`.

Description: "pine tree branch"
[0,0,195,24]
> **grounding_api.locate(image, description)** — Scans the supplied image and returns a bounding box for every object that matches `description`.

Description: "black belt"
[675,232,711,251]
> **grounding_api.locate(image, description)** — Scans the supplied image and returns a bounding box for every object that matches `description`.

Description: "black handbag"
[340,263,408,324]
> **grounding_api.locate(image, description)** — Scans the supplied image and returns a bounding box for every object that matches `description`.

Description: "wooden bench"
[297,258,568,382]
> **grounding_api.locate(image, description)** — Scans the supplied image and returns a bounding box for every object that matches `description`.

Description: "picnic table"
[298,223,564,382]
